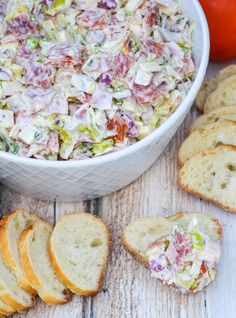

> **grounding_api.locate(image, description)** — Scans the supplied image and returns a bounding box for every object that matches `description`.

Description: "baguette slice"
[0,209,39,294]
[0,299,16,316]
[195,65,236,111]
[204,74,236,113]
[190,106,236,132]
[122,212,222,267]
[19,220,71,305]
[0,251,35,311]
[178,120,236,166]
[178,145,236,212]
[195,76,218,112]
[49,213,109,296]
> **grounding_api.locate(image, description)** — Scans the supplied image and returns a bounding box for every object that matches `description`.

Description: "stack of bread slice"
[0,209,109,317]
[178,65,236,212]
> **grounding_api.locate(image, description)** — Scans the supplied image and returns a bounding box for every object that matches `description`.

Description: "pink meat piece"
[21,60,53,88]
[45,43,83,70]
[142,0,159,27]
[173,228,192,268]
[77,9,111,30]
[183,53,195,75]
[7,13,39,35]
[98,0,117,9]
[132,82,161,106]
[18,87,68,114]
[139,40,164,58]
[113,53,134,79]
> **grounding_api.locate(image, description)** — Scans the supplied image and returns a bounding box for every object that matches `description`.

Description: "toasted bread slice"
[122,212,222,267]
[49,213,109,296]
[178,145,236,212]
[19,220,71,305]
[195,76,218,112]
[0,299,16,316]
[190,106,236,132]
[178,120,236,166]
[204,74,236,113]
[195,65,236,111]
[0,251,35,311]
[0,209,39,294]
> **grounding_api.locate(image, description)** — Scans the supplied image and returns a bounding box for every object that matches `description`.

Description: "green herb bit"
[164,239,170,251]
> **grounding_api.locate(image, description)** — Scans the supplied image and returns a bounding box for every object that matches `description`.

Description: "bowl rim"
[0,0,209,169]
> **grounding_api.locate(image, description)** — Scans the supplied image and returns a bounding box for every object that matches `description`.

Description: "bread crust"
[0,292,34,312]
[19,221,72,305]
[195,77,218,112]
[189,106,236,133]
[178,145,236,213]
[49,212,110,296]
[0,301,16,315]
[178,119,236,166]
[0,209,36,295]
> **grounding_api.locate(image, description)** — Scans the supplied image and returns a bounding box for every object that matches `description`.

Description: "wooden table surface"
[0,61,235,318]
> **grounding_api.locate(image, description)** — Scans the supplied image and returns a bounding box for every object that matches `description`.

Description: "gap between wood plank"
[87,198,101,318]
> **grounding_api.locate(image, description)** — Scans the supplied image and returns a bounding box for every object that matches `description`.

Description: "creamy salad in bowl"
[0,0,195,160]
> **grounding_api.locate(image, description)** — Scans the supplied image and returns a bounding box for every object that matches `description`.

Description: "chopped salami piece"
[140,40,164,58]
[107,116,128,141]
[113,53,134,79]
[21,60,53,88]
[7,13,39,35]
[183,53,195,76]
[77,9,111,30]
[132,82,161,106]
[47,131,59,154]
[45,43,83,69]
[98,0,117,9]
[142,0,159,27]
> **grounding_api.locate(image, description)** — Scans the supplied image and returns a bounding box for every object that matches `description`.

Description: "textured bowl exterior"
[0,0,209,201]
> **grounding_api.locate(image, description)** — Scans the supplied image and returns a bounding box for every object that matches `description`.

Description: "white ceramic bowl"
[0,0,209,202]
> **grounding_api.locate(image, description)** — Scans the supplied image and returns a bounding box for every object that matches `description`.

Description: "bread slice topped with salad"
[49,213,110,296]
[0,209,39,294]
[19,219,71,305]
[122,212,222,293]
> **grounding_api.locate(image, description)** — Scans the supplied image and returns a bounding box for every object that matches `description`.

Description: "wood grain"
[0,62,236,318]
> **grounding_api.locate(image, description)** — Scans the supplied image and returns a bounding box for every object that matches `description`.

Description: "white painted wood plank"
[202,62,236,318]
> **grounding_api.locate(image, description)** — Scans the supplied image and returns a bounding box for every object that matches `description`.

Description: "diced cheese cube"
[140,61,162,73]
[0,109,14,128]
[134,69,153,86]
[71,74,96,94]
[18,125,39,145]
